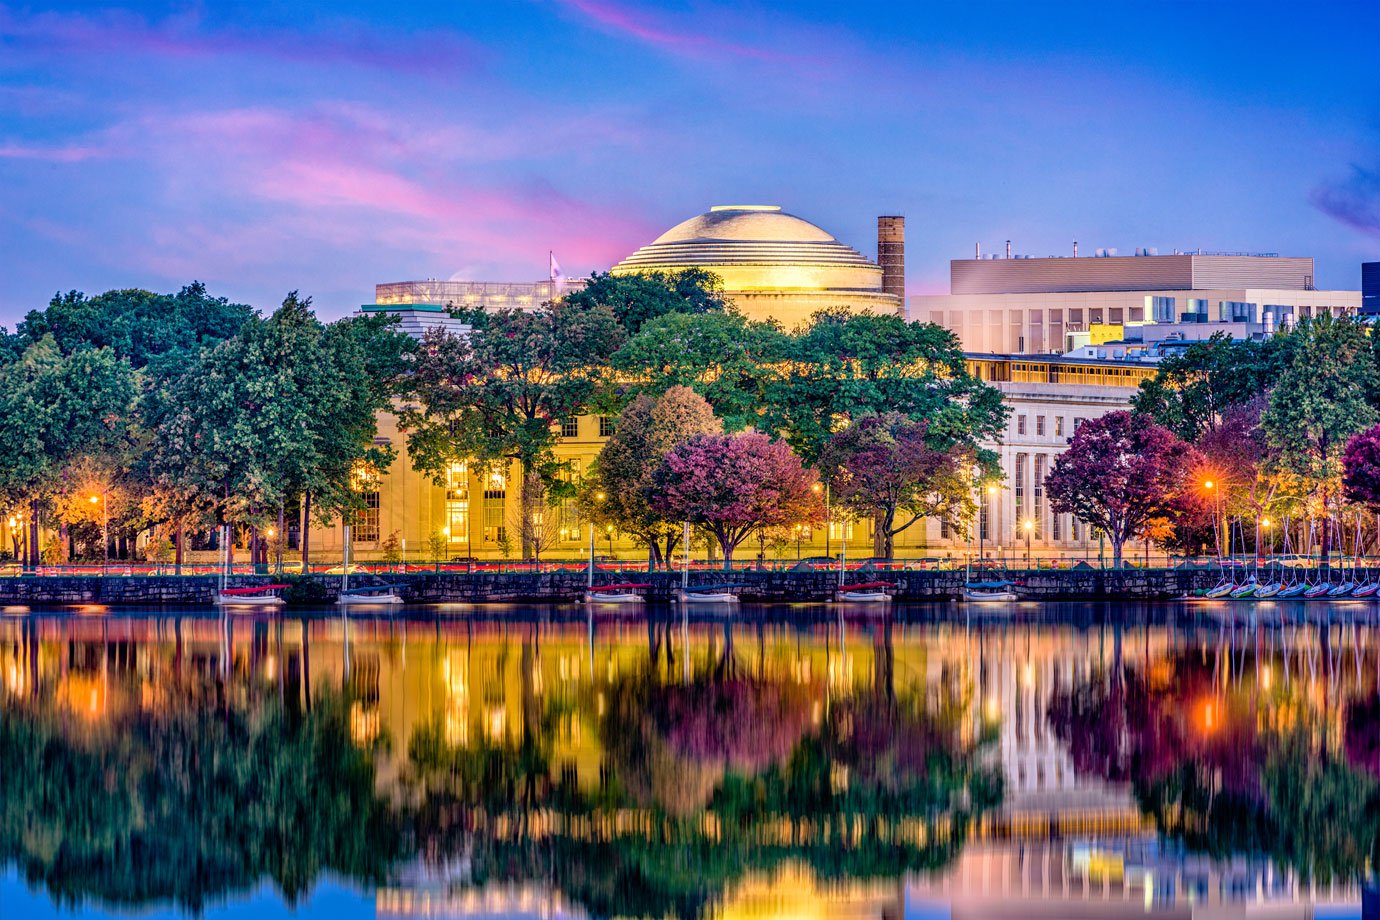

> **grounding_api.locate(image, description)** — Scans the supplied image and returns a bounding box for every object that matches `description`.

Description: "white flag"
[549,251,564,290]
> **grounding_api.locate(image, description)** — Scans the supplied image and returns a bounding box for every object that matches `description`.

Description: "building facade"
[913,252,1360,354]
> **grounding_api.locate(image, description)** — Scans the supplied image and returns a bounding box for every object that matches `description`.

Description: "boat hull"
[585,592,645,604]
[838,591,892,603]
[679,592,739,604]
[215,593,285,607]
[964,590,1018,602]
[337,592,403,606]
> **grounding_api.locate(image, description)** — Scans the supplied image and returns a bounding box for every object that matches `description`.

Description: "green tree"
[582,386,723,567]
[764,310,1005,468]
[562,269,726,334]
[611,310,783,430]
[0,337,138,567]
[1130,333,1282,442]
[402,302,623,558]
[1262,314,1379,561]
[20,282,253,371]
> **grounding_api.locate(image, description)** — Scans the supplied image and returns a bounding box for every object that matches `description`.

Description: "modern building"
[912,250,1361,354]
[1364,261,1380,315]
[610,205,901,328]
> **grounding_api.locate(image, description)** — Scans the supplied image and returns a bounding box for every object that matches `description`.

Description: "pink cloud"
[553,0,789,62]
[0,6,482,78]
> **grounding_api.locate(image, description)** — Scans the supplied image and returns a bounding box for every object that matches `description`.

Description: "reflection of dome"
[611,205,900,327]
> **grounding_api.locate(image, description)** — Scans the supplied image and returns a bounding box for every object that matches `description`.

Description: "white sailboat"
[337,524,403,606]
[215,525,286,607]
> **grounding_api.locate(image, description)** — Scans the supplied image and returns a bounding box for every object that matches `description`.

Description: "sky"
[1,0,1377,326]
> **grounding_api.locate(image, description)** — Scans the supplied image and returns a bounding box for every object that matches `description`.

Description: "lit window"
[354,491,380,543]
[1055,416,1064,437]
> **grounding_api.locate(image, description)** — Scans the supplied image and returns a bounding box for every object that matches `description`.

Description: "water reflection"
[0,605,1374,918]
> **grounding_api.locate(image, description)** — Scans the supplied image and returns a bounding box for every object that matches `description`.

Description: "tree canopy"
[561,269,727,334]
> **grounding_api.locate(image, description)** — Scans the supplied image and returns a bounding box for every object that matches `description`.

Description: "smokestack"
[1073,240,1079,258]
[877,215,905,304]
[1005,240,1012,259]
[975,242,981,259]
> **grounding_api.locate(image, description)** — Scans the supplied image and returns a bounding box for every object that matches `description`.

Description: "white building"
[912,251,1360,355]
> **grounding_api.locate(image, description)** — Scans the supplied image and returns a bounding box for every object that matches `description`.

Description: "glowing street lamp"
[812,481,829,557]
[1203,479,1222,559]
[1261,517,1272,560]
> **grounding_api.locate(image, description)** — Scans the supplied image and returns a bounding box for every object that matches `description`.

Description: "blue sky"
[1,0,1377,325]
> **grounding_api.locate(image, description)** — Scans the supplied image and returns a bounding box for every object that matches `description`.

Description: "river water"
[0,601,1373,919]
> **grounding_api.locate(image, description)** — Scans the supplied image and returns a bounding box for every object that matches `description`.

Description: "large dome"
[612,205,879,281]
[610,205,899,327]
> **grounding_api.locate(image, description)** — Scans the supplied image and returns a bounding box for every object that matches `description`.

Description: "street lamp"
[812,481,828,557]
[1203,479,1221,560]
[1023,518,1034,569]
[1261,517,1272,561]
[795,524,803,560]
[89,493,107,570]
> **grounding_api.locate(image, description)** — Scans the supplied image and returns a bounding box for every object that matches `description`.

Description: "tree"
[0,337,138,567]
[582,386,723,567]
[1343,425,1380,509]
[821,413,975,559]
[649,432,822,568]
[763,310,1005,468]
[149,294,400,565]
[1130,333,1282,442]
[401,302,623,558]
[561,269,726,335]
[1044,411,1198,567]
[20,282,253,371]
[611,311,783,430]
[1262,314,1379,561]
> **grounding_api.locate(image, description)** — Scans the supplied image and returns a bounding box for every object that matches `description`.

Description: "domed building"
[611,205,903,328]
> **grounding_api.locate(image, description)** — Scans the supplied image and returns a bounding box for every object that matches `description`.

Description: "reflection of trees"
[0,683,402,911]
[406,641,1003,920]
[1049,645,1380,883]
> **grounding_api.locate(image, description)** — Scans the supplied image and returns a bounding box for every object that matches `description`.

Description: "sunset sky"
[1,0,1377,324]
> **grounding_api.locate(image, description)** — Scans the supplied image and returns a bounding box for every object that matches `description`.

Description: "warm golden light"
[1262,518,1272,528]
[595,491,606,502]
[986,484,997,495]
[1203,480,1214,490]
[265,528,275,538]
[811,482,822,494]
[88,495,99,504]
[1023,519,1034,531]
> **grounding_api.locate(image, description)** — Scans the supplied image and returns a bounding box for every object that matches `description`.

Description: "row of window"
[560,417,616,439]
[1015,414,1085,438]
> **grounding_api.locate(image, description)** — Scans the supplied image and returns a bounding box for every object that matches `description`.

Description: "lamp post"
[1023,519,1033,569]
[813,482,827,557]
[795,524,803,560]
[588,491,605,585]
[1204,479,1221,560]
[1262,517,1272,562]
[89,492,107,571]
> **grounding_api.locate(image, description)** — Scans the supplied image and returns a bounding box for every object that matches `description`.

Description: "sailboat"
[836,581,895,602]
[674,521,740,605]
[214,525,287,607]
[337,525,403,606]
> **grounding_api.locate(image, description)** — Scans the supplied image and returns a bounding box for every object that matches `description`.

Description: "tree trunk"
[520,468,542,561]
[276,506,286,573]
[720,537,734,571]
[1111,535,1125,568]
[226,524,235,570]
[301,492,312,572]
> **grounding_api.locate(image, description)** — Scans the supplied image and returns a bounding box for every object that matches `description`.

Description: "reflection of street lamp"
[1023,518,1033,569]
[89,492,107,569]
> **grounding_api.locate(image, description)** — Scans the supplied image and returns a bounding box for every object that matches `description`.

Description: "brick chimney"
[878,215,905,303]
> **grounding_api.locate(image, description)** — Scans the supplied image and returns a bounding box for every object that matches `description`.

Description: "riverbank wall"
[0,568,1231,606]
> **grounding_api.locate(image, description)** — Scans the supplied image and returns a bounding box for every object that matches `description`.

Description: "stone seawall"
[0,568,1230,606]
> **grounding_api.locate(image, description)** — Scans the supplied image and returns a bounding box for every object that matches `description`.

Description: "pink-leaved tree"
[1343,424,1380,508]
[1044,411,1198,567]
[650,431,822,569]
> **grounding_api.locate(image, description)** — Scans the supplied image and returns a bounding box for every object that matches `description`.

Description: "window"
[1034,455,1047,538]
[560,418,579,438]
[940,518,949,540]
[483,469,506,544]
[1074,417,1085,431]
[1109,308,1123,324]
[979,498,989,541]
[1017,415,1027,436]
[1052,510,1062,542]
[1055,416,1064,437]
[445,462,469,546]
[1035,415,1045,436]
[1014,453,1026,531]
[599,416,615,438]
[354,491,380,543]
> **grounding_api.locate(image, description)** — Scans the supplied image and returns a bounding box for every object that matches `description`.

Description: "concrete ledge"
[0,568,1228,606]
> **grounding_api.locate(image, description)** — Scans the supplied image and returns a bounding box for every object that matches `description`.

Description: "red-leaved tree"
[1343,424,1380,509]
[650,431,823,568]
[1044,411,1198,567]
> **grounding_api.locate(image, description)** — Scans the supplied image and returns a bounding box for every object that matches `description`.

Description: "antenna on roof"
[975,242,981,259]
[1005,240,1012,259]
[1073,240,1078,257]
